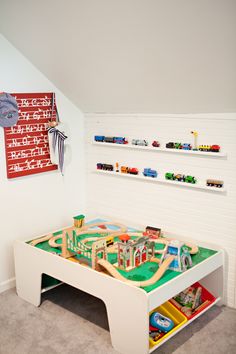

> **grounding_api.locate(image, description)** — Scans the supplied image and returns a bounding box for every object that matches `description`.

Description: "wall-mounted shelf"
[92,142,227,158]
[95,170,226,193]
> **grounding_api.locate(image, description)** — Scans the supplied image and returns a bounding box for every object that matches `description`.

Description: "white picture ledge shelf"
[95,170,226,193]
[92,142,227,158]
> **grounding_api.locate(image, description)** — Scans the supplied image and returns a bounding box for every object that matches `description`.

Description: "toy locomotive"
[97,163,114,171]
[166,142,220,152]
[94,136,128,144]
[165,172,197,184]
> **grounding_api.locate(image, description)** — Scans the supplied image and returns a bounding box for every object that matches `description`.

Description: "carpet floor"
[0,284,236,354]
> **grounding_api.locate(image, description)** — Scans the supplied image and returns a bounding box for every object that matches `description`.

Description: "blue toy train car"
[94,136,128,144]
[143,168,158,178]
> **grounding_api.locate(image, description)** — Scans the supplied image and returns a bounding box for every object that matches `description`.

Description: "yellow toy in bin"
[149,301,187,347]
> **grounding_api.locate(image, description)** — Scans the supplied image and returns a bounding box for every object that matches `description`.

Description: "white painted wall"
[1,0,236,113]
[86,113,236,307]
[0,35,86,292]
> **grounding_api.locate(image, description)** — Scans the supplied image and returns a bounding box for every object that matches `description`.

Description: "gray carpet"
[0,284,236,354]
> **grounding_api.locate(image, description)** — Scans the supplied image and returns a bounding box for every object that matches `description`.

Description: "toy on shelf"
[143,168,158,178]
[160,240,192,272]
[166,142,175,149]
[97,163,114,171]
[150,312,174,333]
[115,162,119,172]
[152,140,160,147]
[191,131,198,150]
[132,139,148,146]
[165,172,197,184]
[182,143,192,150]
[121,166,139,175]
[198,144,220,152]
[94,136,128,144]
[143,226,162,239]
[206,179,224,188]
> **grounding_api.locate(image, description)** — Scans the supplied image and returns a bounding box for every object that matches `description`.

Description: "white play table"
[14,225,224,354]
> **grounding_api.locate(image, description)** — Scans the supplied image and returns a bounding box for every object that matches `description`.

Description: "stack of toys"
[170,285,208,317]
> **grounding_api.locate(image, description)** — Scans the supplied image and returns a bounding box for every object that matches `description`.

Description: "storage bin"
[170,282,216,320]
[149,301,187,347]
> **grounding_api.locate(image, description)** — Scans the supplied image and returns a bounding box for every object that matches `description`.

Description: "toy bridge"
[66,231,92,259]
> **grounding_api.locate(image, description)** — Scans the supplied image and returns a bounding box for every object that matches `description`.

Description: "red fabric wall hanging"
[4,92,58,178]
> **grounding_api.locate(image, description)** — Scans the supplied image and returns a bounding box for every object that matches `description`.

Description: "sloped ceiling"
[1,0,236,113]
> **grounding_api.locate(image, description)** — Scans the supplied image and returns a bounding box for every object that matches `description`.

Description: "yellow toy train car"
[106,236,114,247]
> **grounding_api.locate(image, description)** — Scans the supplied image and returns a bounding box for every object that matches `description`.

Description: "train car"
[103,164,114,171]
[94,135,105,142]
[175,173,184,182]
[143,168,158,178]
[165,172,175,180]
[210,145,220,153]
[132,139,148,146]
[174,142,182,149]
[152,140,160,147]
[104,137,115,143]
[129,167,139,175]
[121,166,129,173]
[182,143,192,150]
[97,163,103,169]
[106,236,114,247]
[166,142,175,149]
[198,145,211,152]
[113,137,128,144]
[184,175,197,184]
[206,179,223,188]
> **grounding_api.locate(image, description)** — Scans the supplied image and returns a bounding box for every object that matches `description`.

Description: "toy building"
[160,240,192,272]
[116,234,155,271]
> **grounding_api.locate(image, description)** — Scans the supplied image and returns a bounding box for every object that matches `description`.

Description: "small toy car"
[152,140,160,147]
[150,312,174,333]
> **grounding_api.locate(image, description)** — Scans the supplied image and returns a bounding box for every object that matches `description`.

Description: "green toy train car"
[165,172,197,184]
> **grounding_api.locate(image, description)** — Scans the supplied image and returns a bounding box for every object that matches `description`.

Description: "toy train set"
[94,133,221,153]
[96,163,223,188]
[165,173,197,184]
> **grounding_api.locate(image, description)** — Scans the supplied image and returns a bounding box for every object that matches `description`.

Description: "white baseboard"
[0,277,16,293]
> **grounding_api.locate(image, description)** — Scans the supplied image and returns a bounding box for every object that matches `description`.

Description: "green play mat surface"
[29,224,217,293]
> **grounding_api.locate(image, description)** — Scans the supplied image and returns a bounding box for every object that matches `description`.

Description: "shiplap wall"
[85,113,236,307]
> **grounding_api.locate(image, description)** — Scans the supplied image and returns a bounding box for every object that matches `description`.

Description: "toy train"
[166,142,220,152]
[121,166,139,175]
[165,172,197,184]
[206,179,223,188]
[97,163,114,171]
[94,136,128,144]
[143,168,158,178]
